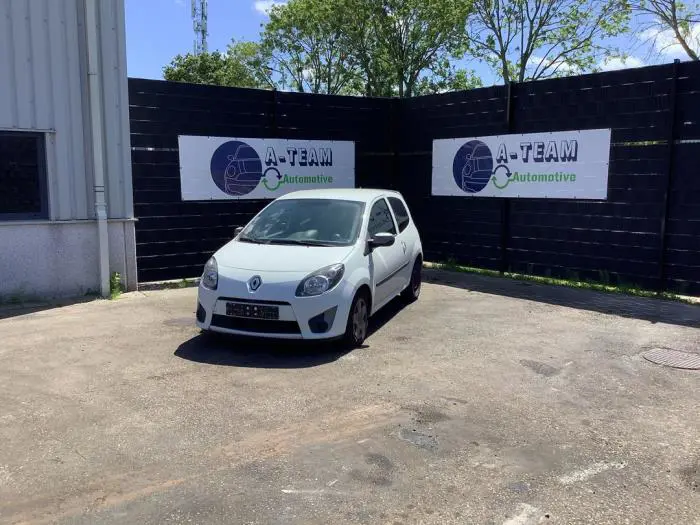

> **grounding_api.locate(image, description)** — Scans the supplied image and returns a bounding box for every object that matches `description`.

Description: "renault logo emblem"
[248,275,262,292]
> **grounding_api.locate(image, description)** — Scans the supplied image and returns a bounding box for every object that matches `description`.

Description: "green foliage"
[334,0,475,97]
[110,272,124,300]
[138,278,199,291]
[262,0,360,94]
[432,261,696,304]
[467,0,630,83]
[413,61,483,96]
[161,0,662,95]
[163,41,274,89]
[357,0,474,97]
[165,0,480,97]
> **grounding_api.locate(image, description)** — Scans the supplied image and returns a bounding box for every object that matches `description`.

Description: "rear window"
[388,197,410,233]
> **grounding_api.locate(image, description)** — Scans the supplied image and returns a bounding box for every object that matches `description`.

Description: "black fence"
[129,79,395,282]
[129,61,700,294]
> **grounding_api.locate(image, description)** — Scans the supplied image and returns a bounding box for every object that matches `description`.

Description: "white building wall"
[0,221,135,298]
[0,0,136,298]
[0,0,90,220]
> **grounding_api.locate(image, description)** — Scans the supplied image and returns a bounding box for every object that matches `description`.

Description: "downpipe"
[85,0,110,298]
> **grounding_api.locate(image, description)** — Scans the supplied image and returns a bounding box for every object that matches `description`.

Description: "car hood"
[214,240,355,273]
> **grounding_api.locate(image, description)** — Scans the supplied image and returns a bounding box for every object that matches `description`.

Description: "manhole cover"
[642,348,700,370]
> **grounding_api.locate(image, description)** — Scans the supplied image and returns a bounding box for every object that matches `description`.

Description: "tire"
[343,290,370,348]
[401,258,422,303]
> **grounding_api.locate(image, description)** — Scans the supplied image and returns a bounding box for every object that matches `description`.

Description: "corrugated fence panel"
[130,61,700,293]
[129,78,394,282]
[396,85,508,272]
[393,62,700,294]
[665,143,700,294]
[505,66,673,290]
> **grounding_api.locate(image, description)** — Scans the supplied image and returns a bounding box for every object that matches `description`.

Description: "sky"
[124,0,696,85]
[124,0,274,80]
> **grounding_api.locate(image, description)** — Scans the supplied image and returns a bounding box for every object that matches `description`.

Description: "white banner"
[178,136,355,200]
[432,129,611,199]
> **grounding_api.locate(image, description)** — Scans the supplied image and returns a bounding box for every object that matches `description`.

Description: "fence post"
[390,97,400,191]
[270,88,279,134]
[500,81,514,274]
[657,59,680,292]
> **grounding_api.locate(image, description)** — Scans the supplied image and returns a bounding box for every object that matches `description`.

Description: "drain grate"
[642,348,700,370]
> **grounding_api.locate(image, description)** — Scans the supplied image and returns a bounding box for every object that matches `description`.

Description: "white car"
[195,188,423,347]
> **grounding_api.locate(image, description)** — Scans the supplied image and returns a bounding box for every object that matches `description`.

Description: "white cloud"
[641,24,700,58]
[175,0,185,6]
[253,0,286,15]
[599,56,644,71]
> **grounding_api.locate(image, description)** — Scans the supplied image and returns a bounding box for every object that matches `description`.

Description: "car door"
[387,196,415,291]
[367,197,405,308]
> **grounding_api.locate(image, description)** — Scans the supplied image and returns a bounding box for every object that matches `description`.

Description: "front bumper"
[196,268,354,340]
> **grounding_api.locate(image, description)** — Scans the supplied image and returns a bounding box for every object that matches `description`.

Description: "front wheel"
[343,291,370,348]
[401,259,422,303]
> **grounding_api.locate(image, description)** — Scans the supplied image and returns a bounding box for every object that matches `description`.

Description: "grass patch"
[429,259,697,305]
[138,278,200,292]
[161,278,198,290]
[109,272,125,300]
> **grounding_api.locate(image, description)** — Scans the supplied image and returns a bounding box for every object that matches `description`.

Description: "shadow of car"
[174,295,411,369]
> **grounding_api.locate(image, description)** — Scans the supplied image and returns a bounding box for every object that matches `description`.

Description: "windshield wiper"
[264,239,336,247]
[238,236,269,244]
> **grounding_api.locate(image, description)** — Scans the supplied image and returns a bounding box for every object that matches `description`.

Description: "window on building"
[388,197,410,233]
[0,132,48,220]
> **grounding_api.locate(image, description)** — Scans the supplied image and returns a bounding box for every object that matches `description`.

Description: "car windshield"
[239,198,365,247]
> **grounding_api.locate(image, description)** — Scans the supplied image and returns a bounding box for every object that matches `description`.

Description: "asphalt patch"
[520,359,560,377]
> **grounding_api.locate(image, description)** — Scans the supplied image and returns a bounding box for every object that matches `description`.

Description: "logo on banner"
[210,141,263,196]
[452,140,494,193]
[209,141,338,196]
[451,138,579,194]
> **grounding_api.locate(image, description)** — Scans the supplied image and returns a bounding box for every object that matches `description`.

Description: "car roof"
[276,188,403,203]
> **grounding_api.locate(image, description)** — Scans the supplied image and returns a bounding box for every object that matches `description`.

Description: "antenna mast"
[191,0,208,55]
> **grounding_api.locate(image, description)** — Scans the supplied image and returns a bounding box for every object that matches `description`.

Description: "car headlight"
[201,257,218,290]
[296,263,345,297]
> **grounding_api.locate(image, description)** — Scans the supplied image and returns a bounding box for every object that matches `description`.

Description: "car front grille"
[210,314,301,335]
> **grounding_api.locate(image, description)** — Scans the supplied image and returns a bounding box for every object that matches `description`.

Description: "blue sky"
[125,0,271,79]
[125,0,692,84]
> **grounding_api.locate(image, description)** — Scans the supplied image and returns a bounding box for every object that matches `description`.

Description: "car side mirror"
[234,226,244,237]
[368,232,395,250]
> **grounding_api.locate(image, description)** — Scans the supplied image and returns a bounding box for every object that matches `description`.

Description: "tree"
[341,0,474,97]
[631,0,699,60]
[162,41,274,89]
[413,62,483,95]
[333,0,395,96]
[260,0,477,97]
[164,0,481,97]
[467,0,630,83]
[261,0,360,94]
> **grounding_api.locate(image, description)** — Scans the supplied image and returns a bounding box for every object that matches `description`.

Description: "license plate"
[226,302,279,320]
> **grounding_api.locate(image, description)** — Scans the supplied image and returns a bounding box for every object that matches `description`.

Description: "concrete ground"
[0,270,698,525]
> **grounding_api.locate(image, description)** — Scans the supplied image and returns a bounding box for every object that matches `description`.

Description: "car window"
[240,199,365,246]
[388,197,410,233]
[368,198,396,236]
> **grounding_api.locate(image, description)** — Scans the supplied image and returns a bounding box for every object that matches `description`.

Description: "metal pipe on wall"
[85,0,110,298]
